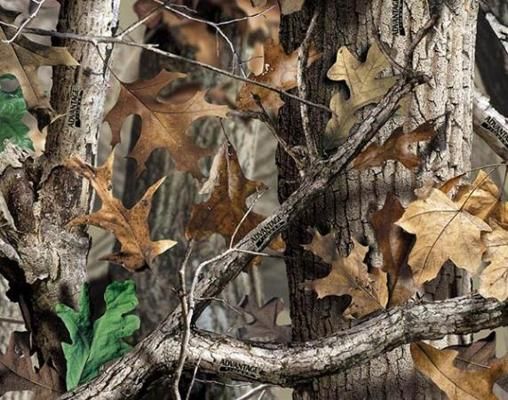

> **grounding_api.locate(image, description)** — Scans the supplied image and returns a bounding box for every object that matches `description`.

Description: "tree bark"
[278,1,478,399]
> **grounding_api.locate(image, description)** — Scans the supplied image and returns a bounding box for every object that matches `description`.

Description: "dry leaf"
[305,234,388,318]
[479,222,508,301]
[454,170,500,221]
[396,188,491,287]
[326,43,397,144]
[352,122,435,170]
[66,153,176,271]
[449,332,496,371]
[280,0,305,15]
[186,142,283,249]
[237,41,319,114]
[0,27,78,110]
[371,193,415,307]
[105,70,229,178]
[411,341,508,400]
[0,331,63,397]
[302,229,337,264]
[238,295,291,343]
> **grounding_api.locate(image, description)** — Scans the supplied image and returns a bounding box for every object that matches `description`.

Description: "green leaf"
[0,74,33,151]
[56,280,140,390]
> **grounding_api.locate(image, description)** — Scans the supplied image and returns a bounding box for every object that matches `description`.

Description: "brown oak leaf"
[411,341,508,400]
[371,193,415,307]
[185,141,283,249]
[304,233,388,318]
[0,26,78,110]
[105,70,229,178]
[396,188,491,287]
[236,41,319,114]
[352,122,435,170]
[0,331,64,398]
[479,222,508,301]
[66,153,176,271]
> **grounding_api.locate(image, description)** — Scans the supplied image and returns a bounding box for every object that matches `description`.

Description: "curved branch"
[63,294,508,398]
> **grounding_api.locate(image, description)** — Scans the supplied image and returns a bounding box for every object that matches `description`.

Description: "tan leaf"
[411,341,508,400]
[186,141,283,249]
[66,153,176,271]
[104,70,229,178]
[371,193,415,307]
[302,229,336,264]
[396,188,491,287]
[236,41,319,114]
[352,122,435,170]
[325,43,397,144]
[280,0,305,15]
[305,235,388,318]
[238,295,291,343]
[0,27,78,110]
[478,222,508,301]
[454,170,500,221]
[0,331,64,397]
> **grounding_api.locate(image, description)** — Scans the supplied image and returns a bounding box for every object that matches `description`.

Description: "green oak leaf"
[56,280,140,390]
[0,74,33,151]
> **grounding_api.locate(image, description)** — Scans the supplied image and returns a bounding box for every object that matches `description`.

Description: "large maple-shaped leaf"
[454,170,500,221]
[105,70,229,178]
[237,41,319,114]
[325,43,397,145]
[304,232,388,318]
[66,153,176,271]
[0,74,33,151]
[352,122,435,170]
[396,188,491,287]
[0,331,63,397]
[56,280,140,390]
[479,222,508,301]
[411,341,508,400]
[238,295,291,343]
[371,193,415,307]
[0,26,78,110]
[186,141,283,249]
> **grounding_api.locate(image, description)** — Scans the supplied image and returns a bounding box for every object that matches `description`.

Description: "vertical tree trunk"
[278,1,477,399]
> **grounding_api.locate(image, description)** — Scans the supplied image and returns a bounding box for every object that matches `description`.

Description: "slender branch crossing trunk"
[278,1,478,398]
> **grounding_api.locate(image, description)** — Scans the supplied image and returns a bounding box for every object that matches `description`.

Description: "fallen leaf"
[66,153,176,271]
[238,295,291,343]
[105,70,229,178]
[186,141,283,249]
[56,280,140,390]
[454,170,500,221]
[0,331,63,397]
[352,122,435,170]
[371,193,415,307]
[479,222,508,301]
[449,332,496,371]
[325,43,397,144]
[302,229,336,264]
[411,341,508,400]
[396,188,491,287]
[0,26,78,110]
[305,234,388,318]
[237,40,319,114]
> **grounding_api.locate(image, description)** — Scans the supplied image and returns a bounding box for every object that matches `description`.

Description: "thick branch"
[63,294,508,398]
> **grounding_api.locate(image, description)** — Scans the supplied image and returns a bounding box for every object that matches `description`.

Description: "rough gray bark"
[278,1,478,399]
[60,294,508,399]
[0,0,120,376]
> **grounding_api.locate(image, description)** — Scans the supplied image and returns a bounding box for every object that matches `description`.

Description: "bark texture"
[0,0,120,374]
[278,1,478,399]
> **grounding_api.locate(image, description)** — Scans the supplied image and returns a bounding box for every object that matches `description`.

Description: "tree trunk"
[278,1,477,399]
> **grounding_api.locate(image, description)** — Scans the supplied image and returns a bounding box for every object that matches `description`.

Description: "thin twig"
[2,24,333,115]
[0,316,24,325]
[230,189,266,248]
[2,0,47,43]
[184,355,202,400]
[234,385,272,400]
[297,8,320,160]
